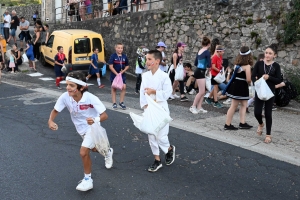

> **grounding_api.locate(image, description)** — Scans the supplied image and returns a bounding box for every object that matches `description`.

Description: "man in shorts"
[7,10,19,44]
[19,17,30,49]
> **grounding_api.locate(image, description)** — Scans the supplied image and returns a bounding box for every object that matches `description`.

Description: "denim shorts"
[10,28,16,37]
[86,4,92,14]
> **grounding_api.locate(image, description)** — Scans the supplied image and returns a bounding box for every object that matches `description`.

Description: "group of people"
[65,0,148,22]
[1,9,50,73]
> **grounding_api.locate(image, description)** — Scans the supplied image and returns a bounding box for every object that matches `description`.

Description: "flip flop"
[264,136,272,144]
[257,123,264,136]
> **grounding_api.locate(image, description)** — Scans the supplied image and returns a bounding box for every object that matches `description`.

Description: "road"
[0,73,300,199]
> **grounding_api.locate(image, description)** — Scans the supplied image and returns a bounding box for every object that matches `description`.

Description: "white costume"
[140,69,172,155]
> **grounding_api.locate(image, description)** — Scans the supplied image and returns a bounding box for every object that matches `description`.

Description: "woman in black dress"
[224,46,253,130]
[251,44,282,143]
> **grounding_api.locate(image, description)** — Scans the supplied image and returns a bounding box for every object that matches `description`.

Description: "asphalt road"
[0,83,299,200]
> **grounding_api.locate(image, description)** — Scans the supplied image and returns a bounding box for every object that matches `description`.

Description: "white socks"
[97,78,101,86]
[84,173,91,180]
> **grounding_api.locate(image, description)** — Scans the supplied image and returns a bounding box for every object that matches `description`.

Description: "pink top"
[85,0,91,5]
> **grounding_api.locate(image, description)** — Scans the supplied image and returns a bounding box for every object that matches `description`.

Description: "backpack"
[275,87,291,107]
[284,80,298,99]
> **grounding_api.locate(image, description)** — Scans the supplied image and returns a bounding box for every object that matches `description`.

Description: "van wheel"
[40,54,47,66]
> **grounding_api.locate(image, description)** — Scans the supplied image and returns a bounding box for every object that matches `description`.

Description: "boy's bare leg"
[120,84,126,102]
[80,147,92,174]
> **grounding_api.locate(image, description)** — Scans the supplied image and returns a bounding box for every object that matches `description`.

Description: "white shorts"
[81,128,95,149]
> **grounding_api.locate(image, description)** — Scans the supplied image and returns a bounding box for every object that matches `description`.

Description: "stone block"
[278,51,287,58]
[292,59,299,66]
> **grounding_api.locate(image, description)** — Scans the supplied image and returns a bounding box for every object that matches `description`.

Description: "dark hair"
[67,71,88,93]
[93,47,98,51]
[202,37,210,46]
[11,49,15,54]
[234,46,253,66]
[184,63,192,69]
[147,50,162,63]
[57,46,63,51]
[20,17,25,19]
[44,24,49,28]
[13,43,18,47]
[27,40,33,45]
[266,43,278,55]
[258,53,264,60]
[210,38,220,54]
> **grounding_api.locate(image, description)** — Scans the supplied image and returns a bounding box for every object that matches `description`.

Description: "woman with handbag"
[189,37,211,114]
[251,44,282,143]
[224,46,253,130]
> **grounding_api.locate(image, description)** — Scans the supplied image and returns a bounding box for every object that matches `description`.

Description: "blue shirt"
[26,44,34,55]
[91,53,98,67]
[194,50,211,69]
[108,53,129,81]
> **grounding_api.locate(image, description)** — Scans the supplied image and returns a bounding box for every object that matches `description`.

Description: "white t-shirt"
[4,14,11,28]
[19,20,30,31]
[54,91,106,135]
[159,51,167,72]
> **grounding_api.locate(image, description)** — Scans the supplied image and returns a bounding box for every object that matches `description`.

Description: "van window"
[46,35,54,48]
[74,38,91,54]
[92,38,102,52]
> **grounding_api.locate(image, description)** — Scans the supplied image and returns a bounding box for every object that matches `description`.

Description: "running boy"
[108,43,129,110]
[48,71,113,192]
[86,47,105,88]
[135,46,148,94]
[140,50,175,172]
[205,45,225,108]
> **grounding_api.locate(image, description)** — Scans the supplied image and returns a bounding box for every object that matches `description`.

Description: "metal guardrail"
[54,0,164,24]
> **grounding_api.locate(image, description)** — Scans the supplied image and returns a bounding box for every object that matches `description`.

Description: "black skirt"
[226,79,249,100]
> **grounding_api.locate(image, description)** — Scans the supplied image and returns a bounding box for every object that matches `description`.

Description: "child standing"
[108,43,129,110]
[135,46,148,94]
[86,47,105,88]
[24,40,37,71]
[54,46,67,89]
[48,71,113,191]
[9,50,16,73]
[140,50,175,172]
[156,41,168,72]
[205,45,225,108]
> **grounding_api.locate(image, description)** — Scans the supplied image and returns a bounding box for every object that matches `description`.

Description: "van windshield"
[74,38,91,54]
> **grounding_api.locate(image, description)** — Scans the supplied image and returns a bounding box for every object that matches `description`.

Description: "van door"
[44,35,55,65]
[73,37,92,64]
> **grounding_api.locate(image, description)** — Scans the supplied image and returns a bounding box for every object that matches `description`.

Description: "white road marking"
[27,72,44,77]
[39,77,55,81]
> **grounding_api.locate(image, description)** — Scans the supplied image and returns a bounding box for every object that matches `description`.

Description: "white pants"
[148,124,170,155]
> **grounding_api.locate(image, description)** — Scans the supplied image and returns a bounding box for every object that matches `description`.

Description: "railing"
[54,0,164,24]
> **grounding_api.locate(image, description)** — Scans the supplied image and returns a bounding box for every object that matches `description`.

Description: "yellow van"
[40,29,105,73]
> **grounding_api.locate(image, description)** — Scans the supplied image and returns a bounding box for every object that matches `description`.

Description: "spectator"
[33,10,39,23]
[79,0,87,21]
[44,24,50,44]
[66,0,76,22]
[6,44,22,72]
[120,0,128,14]
[210,38,220,57]
[156,41,167,72]
[8,49,16,73]
[85,0,93,19]
[190,37,211,114]
[0,34,7,70]
[3,10,11,42]
[7,10,19,44]
[184,63,198,95]
[224,46,253,130]
[112,1,121,15]
[140,0,147,11]
[135,46,148,94]
[19,17,31,49]
[107,0,113,15]
[32,26,42,61]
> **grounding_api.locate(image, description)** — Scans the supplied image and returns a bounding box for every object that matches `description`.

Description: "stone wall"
[48,0,299,74]
[6,5,41,24]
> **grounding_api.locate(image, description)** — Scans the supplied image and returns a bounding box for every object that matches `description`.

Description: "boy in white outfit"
[48,71,113,192]
[140,50,176,172]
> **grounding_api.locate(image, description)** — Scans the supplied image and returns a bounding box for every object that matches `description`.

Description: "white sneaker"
[197,108,208,113]
[76,178,93,191]
[188,89,196,95]
[105,148,113,169]
[169,94,175,100]
[223,98,232,105]
[184,87,187,94]
[189,106,198,114]
[173,93,180,98]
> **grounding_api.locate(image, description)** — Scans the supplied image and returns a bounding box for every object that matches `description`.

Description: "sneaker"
[224,124,238,130]
[246,108,250,113]
[168,94,175,100]
[112,103,117,109]
[105,148,113,169]
[98,84,105,88]
[148,159,162,172]
[205,97,213,105]
[173,93,180,99]
[223,98,232,105]
[180,96,188,102]
[272,105,277,111]
[189,106,198,114]
[165,145,175,165]
[197,108,208,113]
[76,178,93,191]
[184,87,187,94]
[119,102,126,110]
[213,102,223,108]
[135,90,139,95]
[239,123,253,129]
[57,86,62,90]
[188,89,196,95]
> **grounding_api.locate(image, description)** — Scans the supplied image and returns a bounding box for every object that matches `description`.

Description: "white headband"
[66,76,87,86]
[240,50,251,55]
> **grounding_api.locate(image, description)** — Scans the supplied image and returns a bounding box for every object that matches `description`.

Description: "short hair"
[184,63,192,69]
[92,47,98,51]
[44,24,49,28]
[67,71,88,93]
[20,17,25,19]
[57,46,63,51]
[258,53,264,60]
[147,50,162,62]
[115,43,123,47]
[202,37,210,46]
